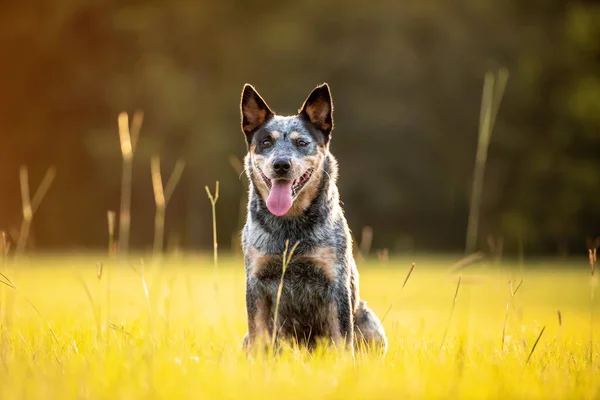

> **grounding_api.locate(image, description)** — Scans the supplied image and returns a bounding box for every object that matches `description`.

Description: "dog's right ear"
[240,84,274,143]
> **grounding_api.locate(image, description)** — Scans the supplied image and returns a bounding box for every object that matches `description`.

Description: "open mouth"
[257,167,314,198]
[255,165,314,216]
[291,168,313,197]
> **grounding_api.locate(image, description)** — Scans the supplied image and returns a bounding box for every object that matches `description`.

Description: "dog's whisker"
[318,162,332,181]
[238,167,249,180]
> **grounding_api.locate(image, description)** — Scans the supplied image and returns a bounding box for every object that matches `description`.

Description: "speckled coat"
[239,83,387,354]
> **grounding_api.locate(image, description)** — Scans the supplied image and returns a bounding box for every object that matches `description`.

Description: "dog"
[239,83,388,355]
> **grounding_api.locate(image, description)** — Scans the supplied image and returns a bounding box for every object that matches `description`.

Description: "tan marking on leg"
[246,297,270,352]
[326,301,342,346]
[254,296,270,341]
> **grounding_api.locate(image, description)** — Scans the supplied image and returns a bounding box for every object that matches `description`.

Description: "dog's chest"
[249,252,337,337]
[247,247,338,298]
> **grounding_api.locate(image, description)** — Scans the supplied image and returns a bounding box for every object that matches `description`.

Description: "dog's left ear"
[299,83,334,140]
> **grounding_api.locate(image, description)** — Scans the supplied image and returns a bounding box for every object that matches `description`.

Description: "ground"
[0,254,598,399]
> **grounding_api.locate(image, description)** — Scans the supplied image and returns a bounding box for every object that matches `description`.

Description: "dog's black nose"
[273,158,291,175]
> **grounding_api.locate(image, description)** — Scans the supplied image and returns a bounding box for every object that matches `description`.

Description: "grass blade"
[402,263,416,289]
[526,325,546,364]
[271,240,300,353]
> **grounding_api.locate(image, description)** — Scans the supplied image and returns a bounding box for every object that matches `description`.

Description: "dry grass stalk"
[150,156,185,256]
[0,271,62,354]
[271,240,300,353]
[360,226,373,258]
[511,279,524,297]
[526,325,546,365]
[440,276,462,350]
[110,323,135,339]
[502,278,524,350]
[465,68,508,255]
[117,110,143,256]
[402,263,416,289]
[131,259,153,329]
[105,262,111,346]
[75,262,107,342]
[587,238,598,367]
[487,235,504,263]
[16,165,56,256]
[376,248,389,264]
[205,182,220,269]
[107,211,116,256]
[518,229,525,275]
[97,262,103,280]
[0,232,9,259]
[448,252,485,274]
[557,310,562,327]
[0,232,10,327]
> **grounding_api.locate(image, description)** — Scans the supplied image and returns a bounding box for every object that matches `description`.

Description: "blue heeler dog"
[239,83,388,355]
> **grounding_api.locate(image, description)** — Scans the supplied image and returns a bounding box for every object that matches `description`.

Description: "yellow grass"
[0,254,598,399]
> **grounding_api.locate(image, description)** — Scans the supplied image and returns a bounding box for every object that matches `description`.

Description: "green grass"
[0,254,598,399]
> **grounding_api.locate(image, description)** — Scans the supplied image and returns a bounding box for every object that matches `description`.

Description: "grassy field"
[0,254,598,399]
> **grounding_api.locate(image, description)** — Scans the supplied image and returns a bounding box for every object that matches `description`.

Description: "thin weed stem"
[151,156,185,257]
[131,260,153,330]
[465,68,508,254]
[360,226,373,258]
[589,248,597,367]
[107,211,116,256]
[271,240,299,354]
[16,165,56,256]
[0,232,10,325]
[0,271,62,354]
[205,182,220,270]
[402,263,416,290]
[526,325,546,365]
[74,270,102,342]
[441,276,462,351]
[502,279,524,350]
[117,110,143,256]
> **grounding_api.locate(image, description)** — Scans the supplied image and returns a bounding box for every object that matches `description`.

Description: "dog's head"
[240,83,334,217]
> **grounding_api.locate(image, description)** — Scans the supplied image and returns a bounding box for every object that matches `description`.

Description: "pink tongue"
[266,180,293,216]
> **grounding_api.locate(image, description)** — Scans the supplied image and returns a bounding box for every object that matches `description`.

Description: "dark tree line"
[0,0,599,256]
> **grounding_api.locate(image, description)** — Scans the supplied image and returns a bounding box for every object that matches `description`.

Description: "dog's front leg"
[329,281,354,354]
[244,283,271,353]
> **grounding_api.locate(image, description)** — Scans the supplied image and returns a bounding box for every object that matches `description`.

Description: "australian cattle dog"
[239,83,388,355]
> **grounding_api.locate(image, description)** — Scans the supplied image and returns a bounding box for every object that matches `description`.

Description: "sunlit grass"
[0,254,598,399]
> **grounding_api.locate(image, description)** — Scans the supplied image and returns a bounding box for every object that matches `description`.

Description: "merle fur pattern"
[239,83,388,354]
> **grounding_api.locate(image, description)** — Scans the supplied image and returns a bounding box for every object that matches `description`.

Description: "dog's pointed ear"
[240,84,274,142]
[299,83,334,140]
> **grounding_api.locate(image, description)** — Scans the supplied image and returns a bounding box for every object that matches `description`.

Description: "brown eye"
[297,140,308,147]
[262,139,272,147]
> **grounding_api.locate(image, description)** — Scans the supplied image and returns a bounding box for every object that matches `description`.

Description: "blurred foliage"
[0,0,598,255]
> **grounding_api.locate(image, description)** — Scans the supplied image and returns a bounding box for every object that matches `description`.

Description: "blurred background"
[1,0,599,257]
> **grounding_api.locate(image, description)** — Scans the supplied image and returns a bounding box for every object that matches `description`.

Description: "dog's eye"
[297,140,308,147]
[262,139,272,148]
